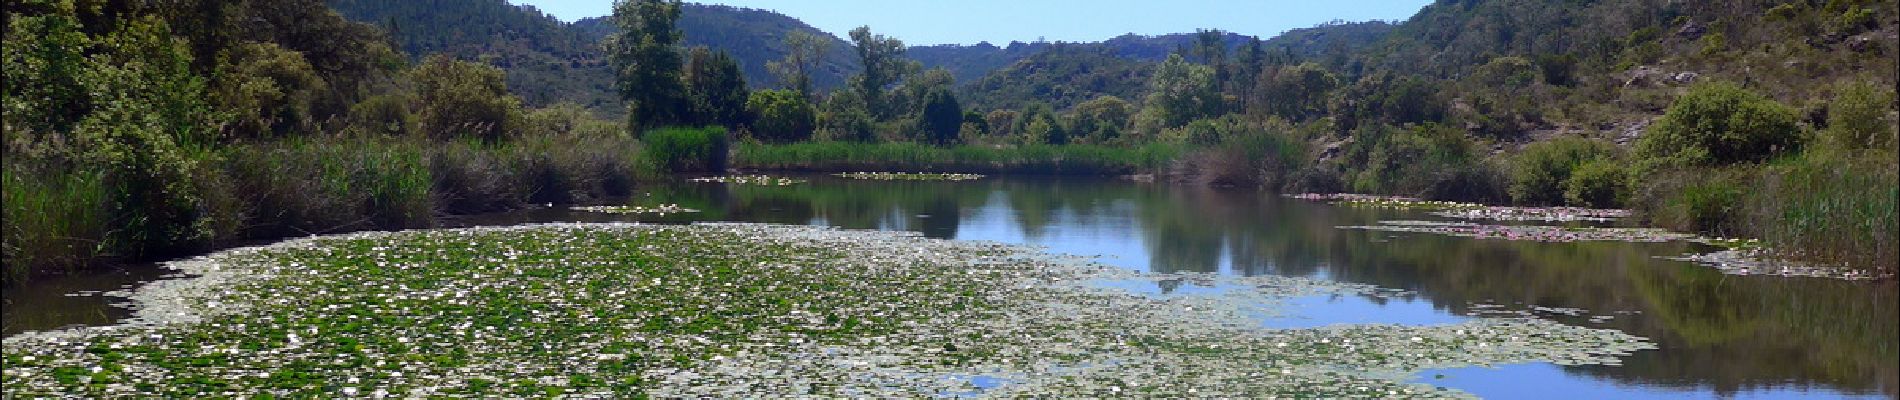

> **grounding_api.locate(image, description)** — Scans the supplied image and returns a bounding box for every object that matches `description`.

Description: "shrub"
[1346,124,1491,200]
[1564,159,1631,208]
[746,89,815,143]
[1509,137,1615,205]
[642,126,729,173]
[1635,169,1751,236]
[1638,82,1801,167]
[414,55,524,141]
[1820,81,1897,154]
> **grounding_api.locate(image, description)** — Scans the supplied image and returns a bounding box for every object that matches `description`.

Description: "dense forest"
[3,0,1896,284]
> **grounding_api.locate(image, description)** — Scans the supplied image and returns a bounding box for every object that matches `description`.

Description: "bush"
[1345,124,1492,200]
[1564,159,1630,208]
[746,89,815,143]
[414,55,524,141]
[1509,137,1615,205]
[642,126,729,173]
[1638,82,1801,168]
[1635,169,1751,235]
[1820,81,1897,154]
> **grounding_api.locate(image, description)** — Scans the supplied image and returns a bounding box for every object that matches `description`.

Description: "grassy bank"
[1,134,646,284]
[734,141,1182,175]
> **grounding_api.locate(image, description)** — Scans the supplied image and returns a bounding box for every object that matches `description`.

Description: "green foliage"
[1068,95,1133,144]
[1564,159,1631,208]
[1330,73,1445,133]
[1016,102,1066,145]
[746,89,815,143]
[212,42,325,138]
[642,126,729,172]
[959,45,1154,112]
[69,16,223,258]
[1820,81,1897,153]
[1177,117,1310,188]
[519,103,624,138]
[2,166,109,283]
[733,141,1182,174]
[1758,154,1897,270]
[766,30,828,98]
[1142,54,1223,129]
[1534,53,1579,86]
[816,92,875,142]
[1473,56,1538,88]
[1639,82,1801,167]
[682,47,751,129]
[848,26,909,119]
[2,5,92,134]
[348,93,417,136]
[1645,170,1749,236]
[915,89,964,146]
[609,0,689,130]
[1343,124,1501,202]
[1254,63,1338,121]
[413,55,524,141]
[1509,138,1615,205]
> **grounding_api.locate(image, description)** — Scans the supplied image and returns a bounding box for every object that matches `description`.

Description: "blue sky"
[511,1,1432,46]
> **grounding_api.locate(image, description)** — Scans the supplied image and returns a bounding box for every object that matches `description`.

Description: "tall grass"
[1,167,111,282]
[734,141,1182,175]
[1756,154,1897,271]
[1634,154,1898,273]
[643,127,728,173]
[3,134,646,283]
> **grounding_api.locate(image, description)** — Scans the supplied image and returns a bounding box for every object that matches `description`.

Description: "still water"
[5,175,1894,398]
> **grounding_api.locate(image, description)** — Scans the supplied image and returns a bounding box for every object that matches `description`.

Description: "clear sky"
[510,1,1432,46]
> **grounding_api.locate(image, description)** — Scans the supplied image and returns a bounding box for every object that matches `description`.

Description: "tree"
[817,91,874,142]
[683,47,750,129]
[1256,63,1337,121]
[414,55,523,141]
[893,67,953,117]
[766,30,827,100]
[1070,95,1132,144]
[608,0,688,130]
[916,88,962,145]
[746,89,814,143]
[1142,54,1222,129]
[848,26,907,119]
[1017,101,1065,145]
[212,42,325,138]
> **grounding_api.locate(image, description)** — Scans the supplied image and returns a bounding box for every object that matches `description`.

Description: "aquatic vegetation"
[834,172,986,181]
[2,224,1650,397]
[1429,206,1631,223]
[1291,193,1632,222]
[1666,248,1894,281]
[688,175,806,186]
[571,204,699,215]
[1344,221,1697,243]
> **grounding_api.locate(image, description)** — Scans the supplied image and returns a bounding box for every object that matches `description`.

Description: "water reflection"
[640,175,1895,398]
[5,174,1892,397]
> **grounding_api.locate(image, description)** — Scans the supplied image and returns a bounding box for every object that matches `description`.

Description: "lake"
[5,174,1894,398]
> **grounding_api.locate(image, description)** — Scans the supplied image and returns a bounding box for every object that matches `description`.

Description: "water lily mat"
[2,223,1651,398]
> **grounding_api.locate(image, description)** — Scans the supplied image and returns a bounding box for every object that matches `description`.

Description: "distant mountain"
[957,44,1155,112]
[326,0,1408,116]
[573,4,861,92]
[328,1,859,116]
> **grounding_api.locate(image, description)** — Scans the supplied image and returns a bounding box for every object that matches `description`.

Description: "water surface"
[6,174,1893,398]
